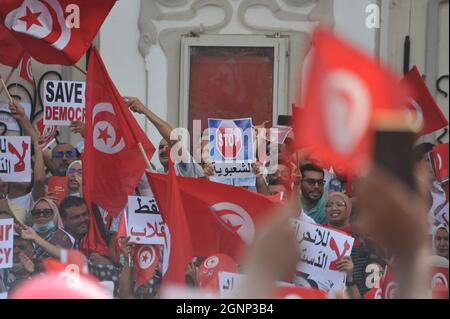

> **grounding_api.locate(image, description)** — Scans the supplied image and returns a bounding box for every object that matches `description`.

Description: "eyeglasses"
[31,209,54,218]
[325,202,346,208]
[53,150,77,159]
[67,168,83,176]
[302,178,325,186]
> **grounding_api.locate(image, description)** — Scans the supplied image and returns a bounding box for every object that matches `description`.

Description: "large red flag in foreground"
[294,27,404,173]
[147,173,282,260]
[401,66,448,136]
[84,47,155,218]
[0,24,24,67]
[0,0,115,65]
[153,160,193,285]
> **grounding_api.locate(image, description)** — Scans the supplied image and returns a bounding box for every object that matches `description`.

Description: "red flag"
[294,27,404,173]
[83,47,155,218]
[134,245,160,287]
[150,158,193,285]
[402,66,448,136]
[0,0,115,65]
[19,52,33,84]
[147,173,281,260]
[275,286,328,299]
[364,287,383,299]
[114,210,127,256]
[431,143,449,184]
[0,24,24,67]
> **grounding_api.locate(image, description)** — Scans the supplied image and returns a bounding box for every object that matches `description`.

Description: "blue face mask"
[33,220,55,234]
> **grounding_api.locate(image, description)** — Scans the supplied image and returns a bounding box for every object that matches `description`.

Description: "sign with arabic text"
[292,220,355,292]
[127,196,166,245]
[0,136,31,182]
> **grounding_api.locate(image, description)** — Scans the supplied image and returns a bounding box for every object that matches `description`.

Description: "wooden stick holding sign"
[73,64,87,76]
[0,76,14,103]
[138,142,153,172]
[0,68,16,96]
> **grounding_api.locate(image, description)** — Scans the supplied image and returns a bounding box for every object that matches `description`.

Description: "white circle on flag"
[92,103,125,154]
[322,70,371,155]
[405,97,424,132]
[204,256,219,269]
[137,246,156,270]
[209,202,255,245]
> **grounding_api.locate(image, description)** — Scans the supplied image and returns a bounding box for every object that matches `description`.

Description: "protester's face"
[52,144,77,176]
[13,237,34,265]
[325,195,349,226]
[301,170,325,202]
[435,228,449,259]
[67,162,82,192]
[269,164,291,187]
[159,140,169,169]
[63,204,89,238]
[31,200,54,226]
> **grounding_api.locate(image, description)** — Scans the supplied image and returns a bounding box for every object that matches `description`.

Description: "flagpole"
[138,142,154,172]
[73,64,87,75]
[0,67,16,96]
[0,76,14,103]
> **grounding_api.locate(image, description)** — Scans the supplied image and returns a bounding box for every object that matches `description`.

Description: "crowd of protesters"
[0,96,448,299]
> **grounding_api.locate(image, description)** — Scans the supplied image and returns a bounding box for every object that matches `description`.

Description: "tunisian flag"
[0,24,24,67]
[431,143,449,184]
[84,47,155,218]
[19,53,34,84]
[147,173,282,260]
[134,245,160,287]
[294,27,404,173]
[401,66,448,136]
[0,0,115,65]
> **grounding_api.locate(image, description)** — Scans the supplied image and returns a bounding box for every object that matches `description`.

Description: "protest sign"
[43,80,85,126]
[0,100,31,131]
[127,196,166,245]
[209,118,255,184]
[0,136,31,182]
[36,118,58,150]
[0,218,14,269]
[292,220,355,292]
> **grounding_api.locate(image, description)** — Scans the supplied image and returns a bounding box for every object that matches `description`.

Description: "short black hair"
[300,163,324,178]
[59,196,87,219]
[413,142,434,162]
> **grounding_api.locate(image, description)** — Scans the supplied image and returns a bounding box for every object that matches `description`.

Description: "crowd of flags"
[0,0,448,293]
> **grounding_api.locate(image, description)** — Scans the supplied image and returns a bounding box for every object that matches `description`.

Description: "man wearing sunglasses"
[299,163,327,224]
[50,143,79,176]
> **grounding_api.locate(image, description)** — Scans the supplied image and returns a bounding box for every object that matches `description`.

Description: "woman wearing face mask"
[29,197,73,263]
[67,160,83,197]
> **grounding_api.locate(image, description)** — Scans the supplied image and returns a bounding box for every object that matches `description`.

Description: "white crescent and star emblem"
[4,0,71,51]
[204,256,219,269]
[405,97,424,132]
[92,103,125,154]
[137,246,156,270]
[209,202,255,245]
[322,70,371,155]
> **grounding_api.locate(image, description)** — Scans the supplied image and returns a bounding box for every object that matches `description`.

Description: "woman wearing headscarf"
[29,197,73,263]
[432,224,449,260]
[324,192,371,298]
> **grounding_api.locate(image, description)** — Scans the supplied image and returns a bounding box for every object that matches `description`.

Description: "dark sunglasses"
[53,150,77,159]
[31,209,54,218]
[67,168,83,176]
[302,178,325,186]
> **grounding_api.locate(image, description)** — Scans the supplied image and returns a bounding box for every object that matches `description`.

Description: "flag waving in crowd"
[84,47,155,218]
[294,27,406,173]
[0,0,448,303]
[401,65,448,137]
[0,0,116,65]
